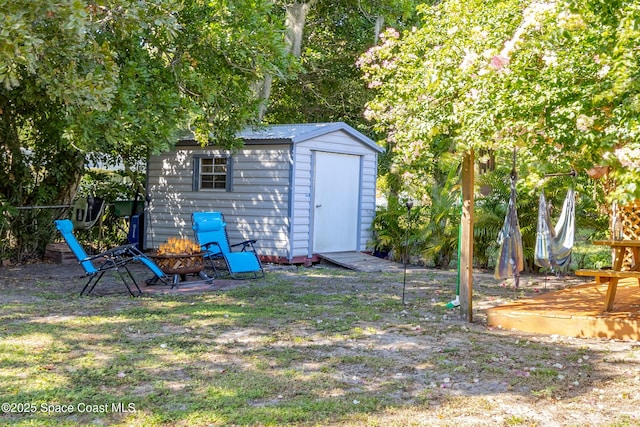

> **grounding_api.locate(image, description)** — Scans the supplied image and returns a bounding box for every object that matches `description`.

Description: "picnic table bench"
[575,239,640,311]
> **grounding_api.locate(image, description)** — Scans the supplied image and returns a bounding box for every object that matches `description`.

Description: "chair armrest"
[84,244,138,261]
[202,240,221,247]
[106,243,138,257]
[202,241,223,254]
[230,239,258,252]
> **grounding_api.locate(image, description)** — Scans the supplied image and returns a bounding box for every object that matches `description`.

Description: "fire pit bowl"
[151,237,207,281]
[151,252,205,276]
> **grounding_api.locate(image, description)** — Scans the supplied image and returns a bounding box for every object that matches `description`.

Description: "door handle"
[316,204,322,208]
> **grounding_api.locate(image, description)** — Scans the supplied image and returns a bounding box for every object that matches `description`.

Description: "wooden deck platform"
[317,251,404,272]
[487,277,640,341]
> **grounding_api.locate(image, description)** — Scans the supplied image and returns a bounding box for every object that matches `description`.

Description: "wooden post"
[459,150,474,322]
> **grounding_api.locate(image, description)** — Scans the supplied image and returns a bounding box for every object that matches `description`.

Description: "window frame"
[192,155,233,192]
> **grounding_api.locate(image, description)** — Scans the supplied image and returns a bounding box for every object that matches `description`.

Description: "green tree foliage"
[265,0,422,133]
[358,0,640,203]
[0,0,292,260]
[1,0,291,154]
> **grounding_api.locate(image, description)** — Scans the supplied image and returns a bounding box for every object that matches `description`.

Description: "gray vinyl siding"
[360,154,378,251]
[146,123,381,263]
[146,145,292,259]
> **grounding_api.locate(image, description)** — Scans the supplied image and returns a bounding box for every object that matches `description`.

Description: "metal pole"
[543,169,577,178]
[15,205,73,210]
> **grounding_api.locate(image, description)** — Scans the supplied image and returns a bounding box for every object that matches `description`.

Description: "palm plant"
[417,170,460,269]
[474,172,509,269]
[370,196,422,263]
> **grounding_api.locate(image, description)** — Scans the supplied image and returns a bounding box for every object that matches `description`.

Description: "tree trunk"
[0,98,29,205]
[374,15,384,45]
[256,73,274,122]
[284,2,314,57]
[257,1,316,120]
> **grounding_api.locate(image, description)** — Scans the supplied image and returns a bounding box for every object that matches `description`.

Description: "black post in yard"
[402,199,414,305]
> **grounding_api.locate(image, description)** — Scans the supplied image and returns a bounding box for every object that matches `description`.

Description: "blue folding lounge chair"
[192,212,265,279]
[55,219,168,296]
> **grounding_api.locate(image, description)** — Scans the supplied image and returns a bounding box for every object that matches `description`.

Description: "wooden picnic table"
[575,239,640,311]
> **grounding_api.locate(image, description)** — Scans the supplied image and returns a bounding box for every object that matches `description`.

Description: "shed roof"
[237,122,383,153]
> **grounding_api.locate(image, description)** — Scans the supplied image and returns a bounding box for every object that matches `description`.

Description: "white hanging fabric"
[534,187,576,271]
[495,172,524,282]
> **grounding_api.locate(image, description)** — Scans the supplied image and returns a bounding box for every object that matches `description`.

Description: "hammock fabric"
[534,188,575,271]
[495,173,524,281]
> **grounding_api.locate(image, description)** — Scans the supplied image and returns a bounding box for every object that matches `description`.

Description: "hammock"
[534,187,575,271]
[495,172,524,282]
[71,196,105,230]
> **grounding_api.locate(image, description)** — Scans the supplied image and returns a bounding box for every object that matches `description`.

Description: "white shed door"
[313,152,360,253]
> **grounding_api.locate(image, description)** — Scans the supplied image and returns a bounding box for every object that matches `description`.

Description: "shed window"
[193,156,232,191]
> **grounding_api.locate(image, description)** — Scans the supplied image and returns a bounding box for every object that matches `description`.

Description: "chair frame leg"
[81,272,105,296]
[119,265,143,296]
[80,265,142,297]
[203,256,223,279]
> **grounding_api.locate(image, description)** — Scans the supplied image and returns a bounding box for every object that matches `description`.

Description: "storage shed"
[145,122,383,264]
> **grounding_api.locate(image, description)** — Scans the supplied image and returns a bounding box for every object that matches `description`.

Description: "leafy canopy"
[0,0,292,259]
[266,0,422,130]
[0,0,292,157]
[359,0,640,202]
[0,0,293,203]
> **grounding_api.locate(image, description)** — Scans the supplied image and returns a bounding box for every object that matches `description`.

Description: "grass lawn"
[1,261,639,426]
